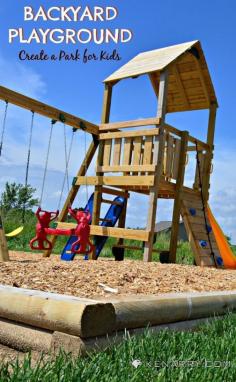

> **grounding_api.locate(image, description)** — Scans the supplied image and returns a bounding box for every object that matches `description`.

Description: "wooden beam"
[56,223,150,241]
[96,164,156,173]
[76,176,155,187]
[0,215,9,262]
[172,64,190,109]
[92,83,113,257]
[0,86,98,135]
[43,140,99,257]
[99,129,160,140]
[101,187,129,198]
[193,58,211,107]
[143,69,169,262]
[165,124,209,151]
[202,103,217,201]
[169,131,189,263]
[99,117,161,131]
[148,72,159,98]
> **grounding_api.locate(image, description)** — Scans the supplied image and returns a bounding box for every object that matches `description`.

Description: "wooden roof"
[104,41,218,112]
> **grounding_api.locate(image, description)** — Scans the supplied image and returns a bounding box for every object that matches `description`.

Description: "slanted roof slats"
[104,41,218,112]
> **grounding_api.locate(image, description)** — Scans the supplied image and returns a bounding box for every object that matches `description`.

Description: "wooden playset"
[0,40,235,268]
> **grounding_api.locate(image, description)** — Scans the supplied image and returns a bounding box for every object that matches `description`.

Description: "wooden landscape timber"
[1,286,236,357]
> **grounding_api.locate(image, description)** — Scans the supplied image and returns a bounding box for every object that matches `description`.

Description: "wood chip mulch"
[0,251,236,299]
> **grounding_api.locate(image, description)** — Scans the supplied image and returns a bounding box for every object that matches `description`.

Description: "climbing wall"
[180,191,222,268]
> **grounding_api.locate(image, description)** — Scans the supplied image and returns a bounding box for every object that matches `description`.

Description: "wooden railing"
[96,118,210,189]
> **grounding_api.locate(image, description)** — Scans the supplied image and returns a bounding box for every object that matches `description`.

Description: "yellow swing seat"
[6,226,24,237]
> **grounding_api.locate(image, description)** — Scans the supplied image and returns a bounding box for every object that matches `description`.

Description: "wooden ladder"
[180,191,221,267]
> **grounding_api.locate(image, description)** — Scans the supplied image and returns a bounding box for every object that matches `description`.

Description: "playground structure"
[0,40,235,268]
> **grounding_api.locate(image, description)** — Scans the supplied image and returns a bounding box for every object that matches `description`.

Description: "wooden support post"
[202,103,217,202]
[92,83,113,259]
[169,131,189,263]
[116,196,128,247]
[0,215,9,262]
[43,140,98,257]
[143,70,169,262]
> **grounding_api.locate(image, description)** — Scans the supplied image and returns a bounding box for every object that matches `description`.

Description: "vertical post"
[169,131,189,263]
[143,70,169,262]
[0,214,9,262]
[92,83,113,259]
[116,197,128,247]
[202,103,217,202]
[43,140,98,257]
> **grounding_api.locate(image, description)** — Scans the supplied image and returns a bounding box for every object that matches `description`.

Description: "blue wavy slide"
[61,193,125,261]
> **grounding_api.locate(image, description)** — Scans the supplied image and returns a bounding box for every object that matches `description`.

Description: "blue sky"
[0,0,236,241]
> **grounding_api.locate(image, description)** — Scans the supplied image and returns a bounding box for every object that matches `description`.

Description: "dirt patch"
[0,251,236,298]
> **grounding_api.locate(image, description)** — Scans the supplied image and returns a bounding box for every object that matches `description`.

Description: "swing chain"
[57,125,75,211]
[22,111,35,223]
[0,101,9,157]
[39,119,56,207]
[84,130,89,206]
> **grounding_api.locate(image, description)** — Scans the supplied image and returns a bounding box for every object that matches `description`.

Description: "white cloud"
[0,57,46,98]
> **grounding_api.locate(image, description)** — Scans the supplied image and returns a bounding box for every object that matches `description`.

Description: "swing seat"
[30,237,53,251]
[5,226,24,237]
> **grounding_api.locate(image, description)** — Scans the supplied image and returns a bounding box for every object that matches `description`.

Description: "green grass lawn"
[1,314,236,381]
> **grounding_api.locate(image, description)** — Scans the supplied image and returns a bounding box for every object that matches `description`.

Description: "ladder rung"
[102,198,123,206]
[99,218,112,223]
[101,187,130,198]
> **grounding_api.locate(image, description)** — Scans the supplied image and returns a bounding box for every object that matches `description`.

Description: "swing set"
[0,40,235,269]
[0,85,97,260]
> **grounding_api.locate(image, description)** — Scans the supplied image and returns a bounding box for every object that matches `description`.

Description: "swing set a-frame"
[1,40,235,269]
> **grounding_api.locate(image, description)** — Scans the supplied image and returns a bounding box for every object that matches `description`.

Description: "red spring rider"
[30,207,59,250]
[69,207,94,255]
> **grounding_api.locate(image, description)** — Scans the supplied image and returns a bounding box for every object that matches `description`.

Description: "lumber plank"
[56,223,149,241]
[0,215,9,262]
[148,72,160,98]
[165,135,174,178]
[112,138,122,166]
[96,164,155,173]
[172,64,190,108]
[192,57,210,106]
[165,123,209,151]
[169,131,188,262]
[122,137,133,168]
[142,136,153,166]
[172,138,181,179]
[101,187,129,198]
[99,117,161,131]
[143,69,169,262]
[103,139,112,166]
[99,129,159,140]
[0,86,98,135]
[202,104,217,201]
[76,176,155,187]
[132,137,142,165]
[92,83,113,241]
